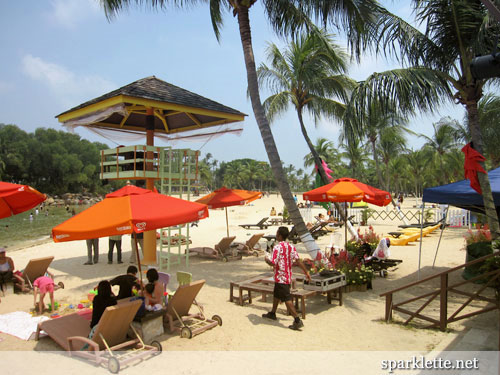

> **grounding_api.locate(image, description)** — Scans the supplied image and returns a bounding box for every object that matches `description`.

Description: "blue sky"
[0,1,463,172]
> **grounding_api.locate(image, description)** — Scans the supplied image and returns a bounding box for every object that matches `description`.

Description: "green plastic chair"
[177,271,192,286]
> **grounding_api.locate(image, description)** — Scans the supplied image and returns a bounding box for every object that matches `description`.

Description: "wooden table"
[231,275,343,319]
[268,217,283,226]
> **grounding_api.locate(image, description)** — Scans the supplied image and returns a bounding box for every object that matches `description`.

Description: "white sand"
[0,195,497,360]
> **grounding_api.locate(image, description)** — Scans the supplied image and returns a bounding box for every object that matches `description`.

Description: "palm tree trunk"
[235,6,320,254]
[466,100,500,239]
[370,138,384,187]
[296,108,351,225]
[297,108,330,184]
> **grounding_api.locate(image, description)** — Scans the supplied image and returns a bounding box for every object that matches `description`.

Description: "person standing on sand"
[85,238,99,265]
[108,234,123,264]
[262,226,311,330]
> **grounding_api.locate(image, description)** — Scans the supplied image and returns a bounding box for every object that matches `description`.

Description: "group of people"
[91,266,165,332]
[84,232,144,265]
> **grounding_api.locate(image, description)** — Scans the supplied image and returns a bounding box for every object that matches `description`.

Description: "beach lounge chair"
[357,243,403,277]
[189,236,241,262]
[164,279,221,339]
[22,256,55,289]
[398,217,446,229]
[36,300,160,373]
[239,217,269,230]
[234,233,265,257]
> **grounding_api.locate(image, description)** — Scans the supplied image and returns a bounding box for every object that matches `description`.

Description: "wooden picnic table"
[268,217,283,226]
[230,274,343,319]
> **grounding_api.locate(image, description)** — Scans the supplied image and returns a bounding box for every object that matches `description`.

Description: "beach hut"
[55,76,246,265]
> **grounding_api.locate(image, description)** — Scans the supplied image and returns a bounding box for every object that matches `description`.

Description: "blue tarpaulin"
[422,167,500,213]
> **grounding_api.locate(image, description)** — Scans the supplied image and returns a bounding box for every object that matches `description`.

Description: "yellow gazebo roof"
[56,76,246,134]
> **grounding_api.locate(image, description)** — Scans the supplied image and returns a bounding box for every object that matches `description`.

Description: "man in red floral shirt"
[262,226,311,330]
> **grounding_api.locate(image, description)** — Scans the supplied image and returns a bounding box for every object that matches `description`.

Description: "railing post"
[385,293,393,322]
[440,273,448,331]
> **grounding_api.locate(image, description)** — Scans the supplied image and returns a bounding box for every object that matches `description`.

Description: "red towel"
[461,143,486,194]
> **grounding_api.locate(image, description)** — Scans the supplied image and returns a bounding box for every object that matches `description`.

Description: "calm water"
[0,205,88,250]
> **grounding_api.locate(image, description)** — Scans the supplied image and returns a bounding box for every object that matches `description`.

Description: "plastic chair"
[177,271,192,286]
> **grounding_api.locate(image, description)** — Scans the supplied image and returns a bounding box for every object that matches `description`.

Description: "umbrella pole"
[432,206,449,268]
[225,207,229,237]
[344,203,348,250]
[418,203,425,280]
[134,234,144,291]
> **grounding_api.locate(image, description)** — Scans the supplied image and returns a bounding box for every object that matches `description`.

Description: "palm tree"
[344,100,409,190]
[303,137,340,171]
[258,30,356,183]
[420,117,460,184]
[377,126,407,191]
[350,0,500,237]
[464,93,500,168]
[339,136,369,180]
[99,0,380,248]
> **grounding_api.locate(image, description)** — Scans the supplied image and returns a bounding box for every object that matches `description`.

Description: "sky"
[0,0,464,172]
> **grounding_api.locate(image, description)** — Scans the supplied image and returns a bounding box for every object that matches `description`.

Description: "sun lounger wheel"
[222,256,228,263]
[212,314,223,326]
[150,340,162,354]
[380,270,388,278]
[181,326,193,339]
[253,250,259,257]
[108,357,120,374]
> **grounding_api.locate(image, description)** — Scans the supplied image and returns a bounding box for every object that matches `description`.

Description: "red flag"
[461,143,486,194]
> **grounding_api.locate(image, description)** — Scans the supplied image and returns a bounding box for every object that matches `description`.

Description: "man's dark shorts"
[273,283,292,302]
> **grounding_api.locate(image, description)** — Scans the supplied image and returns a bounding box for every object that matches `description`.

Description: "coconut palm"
[420,118,460,184]
[257,29,356,184]
[99,0,381,248]
[339,136,369,180]
[377,126,407,191]
[348,0,500,237]
[464,93,500,168]
[303,137,340,171]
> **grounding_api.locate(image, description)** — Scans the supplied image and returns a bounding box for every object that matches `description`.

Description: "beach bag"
[377,249,385,258]
[130,296,146,320]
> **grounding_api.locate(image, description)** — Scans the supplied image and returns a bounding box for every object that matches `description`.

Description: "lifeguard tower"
[56,76,246,268]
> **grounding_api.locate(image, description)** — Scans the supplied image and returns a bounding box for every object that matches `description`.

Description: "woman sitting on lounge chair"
[90,280,117,329]
[371,238,391,260]
[0,248,29,294]
[144,268,164,309]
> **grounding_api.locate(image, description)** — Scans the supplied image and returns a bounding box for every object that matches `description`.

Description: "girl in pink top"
[33,276,64,314]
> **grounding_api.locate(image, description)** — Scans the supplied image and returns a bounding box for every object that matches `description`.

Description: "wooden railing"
[381,252,500,347]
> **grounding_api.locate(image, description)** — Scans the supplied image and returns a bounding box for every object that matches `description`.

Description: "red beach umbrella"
[196,187,262,236]
[0,182,46,219]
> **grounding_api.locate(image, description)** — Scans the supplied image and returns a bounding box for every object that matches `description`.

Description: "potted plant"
[463,227,492,281]
[334,250,373,292]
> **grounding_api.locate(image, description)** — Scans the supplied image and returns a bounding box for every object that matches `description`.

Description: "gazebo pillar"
[143,107,156,265]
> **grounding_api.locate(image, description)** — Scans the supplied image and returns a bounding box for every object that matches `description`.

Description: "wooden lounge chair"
[233,233,265,257]
[23,256,55,289]
[239,217,269,230]
[165,279,221,339]
[37,300,160,373]
[189,236,241,262]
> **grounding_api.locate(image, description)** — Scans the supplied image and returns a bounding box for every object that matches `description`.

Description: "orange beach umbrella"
[303,178,391,206]
[303,178,391,249]
[52,185,208,242]
[196,187,262,236]
[0,181,46,219]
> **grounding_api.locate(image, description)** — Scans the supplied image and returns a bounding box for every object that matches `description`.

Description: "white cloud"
[48,0,100,29]
[22,54,115,107]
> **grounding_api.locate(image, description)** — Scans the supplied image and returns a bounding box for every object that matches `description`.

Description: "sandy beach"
[0,194,498,373]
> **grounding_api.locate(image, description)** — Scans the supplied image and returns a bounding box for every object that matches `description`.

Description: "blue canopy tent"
[418,167,500,278]
[423,167,500,214]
